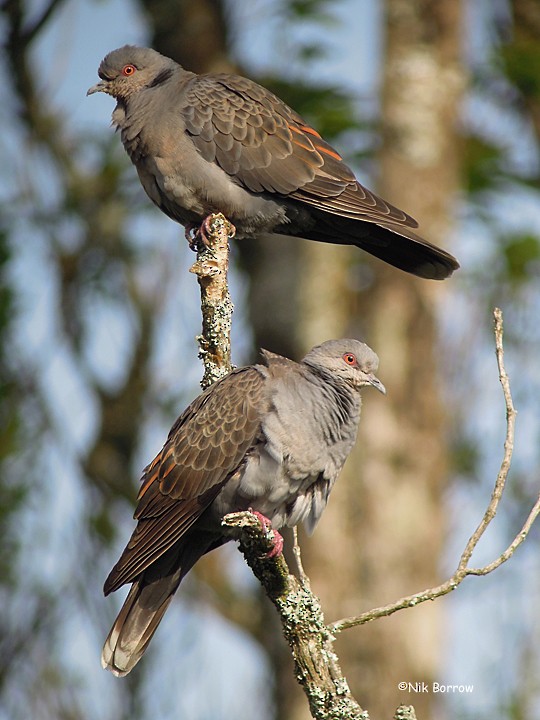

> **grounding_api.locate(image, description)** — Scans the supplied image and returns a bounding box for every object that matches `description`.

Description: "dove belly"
[212,445,332,535]
[135,149,294,237]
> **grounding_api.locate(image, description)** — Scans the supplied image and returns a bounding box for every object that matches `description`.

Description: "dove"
[101,339,385,676]
[88,45,459,279]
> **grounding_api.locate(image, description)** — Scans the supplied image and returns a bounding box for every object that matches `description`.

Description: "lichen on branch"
[189,212,235,389]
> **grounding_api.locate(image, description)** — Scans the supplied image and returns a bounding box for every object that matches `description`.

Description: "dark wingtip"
[294,215,460,280]
[103,567,119,596]
[367,221,461,280]
[363,223,460,280]
[416,254,460,280]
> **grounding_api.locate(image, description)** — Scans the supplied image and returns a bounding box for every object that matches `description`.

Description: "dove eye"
[122,64,137,76]
[343,353,357,366]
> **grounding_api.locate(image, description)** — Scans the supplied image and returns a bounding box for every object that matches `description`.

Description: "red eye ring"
[122,64,137,76]
[343,353,357,366]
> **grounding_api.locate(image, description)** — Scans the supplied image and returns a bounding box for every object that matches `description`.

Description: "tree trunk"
[297,2,465,719]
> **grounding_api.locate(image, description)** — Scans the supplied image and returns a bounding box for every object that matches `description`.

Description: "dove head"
[87,46,176,100]
[303,339,386,394]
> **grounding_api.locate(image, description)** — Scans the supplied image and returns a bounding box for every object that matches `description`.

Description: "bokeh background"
[1,0,540,718]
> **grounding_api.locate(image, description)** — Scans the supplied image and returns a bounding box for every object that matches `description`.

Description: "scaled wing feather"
[104,366,266,594]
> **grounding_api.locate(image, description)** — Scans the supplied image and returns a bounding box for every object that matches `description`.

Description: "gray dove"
[101,339,385,676]
[88,45,459,280]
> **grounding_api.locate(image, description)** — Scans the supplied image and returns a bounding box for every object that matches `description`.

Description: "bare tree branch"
[330,307,539,634]
[195,218,368,718]
[189,213,235,389]
[222,511,370,720]
[293,526,310,587]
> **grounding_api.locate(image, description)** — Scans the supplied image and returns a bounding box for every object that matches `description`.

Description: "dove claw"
[249,509,284,558]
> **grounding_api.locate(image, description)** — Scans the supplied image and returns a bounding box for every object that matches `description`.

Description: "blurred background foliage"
[0,0,539,718]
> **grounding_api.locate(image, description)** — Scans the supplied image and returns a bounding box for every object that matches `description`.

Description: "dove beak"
[87,81,108,96]
[367,375,386,395]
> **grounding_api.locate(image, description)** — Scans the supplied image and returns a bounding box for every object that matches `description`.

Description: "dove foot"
[249,510,284,558]
[185,216,216,251]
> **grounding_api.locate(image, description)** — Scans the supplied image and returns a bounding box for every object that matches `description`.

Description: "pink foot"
[249,510,284,558]
[184,216,215,251]
[199,215,214,245]
[185,215,236,250]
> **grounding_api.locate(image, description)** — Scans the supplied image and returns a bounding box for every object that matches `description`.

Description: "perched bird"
[101,339,385,676]
[88,45,459,280]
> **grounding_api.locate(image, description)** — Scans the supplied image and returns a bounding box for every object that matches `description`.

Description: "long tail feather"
[102,532,223,676]
[101,570,180,676]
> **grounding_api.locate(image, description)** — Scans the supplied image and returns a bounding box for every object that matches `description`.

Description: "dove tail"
[101,568,181,676]
[102,532,225,676]
[300,214,459,280]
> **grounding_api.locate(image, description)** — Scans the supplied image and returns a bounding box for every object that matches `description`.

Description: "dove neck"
[303,365,361,430]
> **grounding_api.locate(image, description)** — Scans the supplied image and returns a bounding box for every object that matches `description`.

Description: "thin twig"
[467,493,540,575]
[293,526,310,587]
[456,306,517,570]
[189,213,235,389]
[331,307,540,634]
